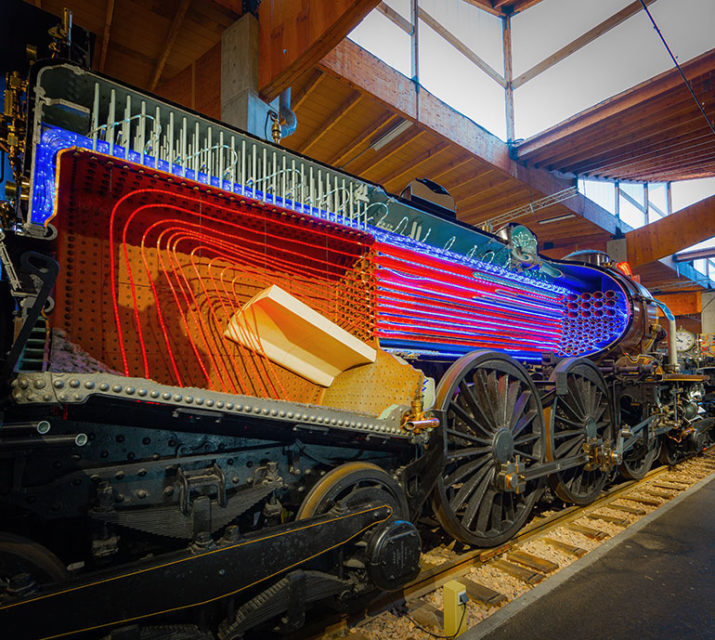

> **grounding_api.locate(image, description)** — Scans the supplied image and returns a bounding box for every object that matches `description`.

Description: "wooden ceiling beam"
[258,0,381,102]
[604,148,715,177]
[380,142,451,189]
[461,1,502,17]
[458,186,533,214]
[320,39,511,169]
[504,0,547,13]
[298,91,363,155]
[291,70,325,112]
[418,7,505,86]
[527,98,701,168]
[328,111,399,167]
[347,128,426,175]
[110,41,155,67]
[445,168,500,196]
[516,48,715,158]
[98,0,115,73]
[574,134,715,178]
[512,0,658,89]
[376,2,412,34]
[627,195,715,267]
[605,158,715,183]
[560,126,714,175]
[651,291,702,316]
[149,0,192,91]
[427,156,475,184]
[451,174,521,203]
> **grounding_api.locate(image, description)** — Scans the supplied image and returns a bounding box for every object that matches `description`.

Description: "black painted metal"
[0,251,58,384]
[0,504,391,639]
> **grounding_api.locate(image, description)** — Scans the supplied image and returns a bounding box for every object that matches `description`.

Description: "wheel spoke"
[554,415,584,430]
[514,432,540,445]
[449,400,492,438]
[549,363,612,506]
[512,449,540,461]
[486,371,500,421]
[497,374,510,425]
[448,462,491,513]
[512,407,537,437]
[567,377,587,416]
[447,446,492,461]
[444,455,491,487]
[472,371,497,428]
[475,488,497,534]
[446,427,491,446]
[460,381,496,433]
[592,402,607,425]
[506,379,520,421]
[459,466,494,525]
[509,390,530,432]
[555,436,584,458]
[559,395,584,422]
[553,427,585,439]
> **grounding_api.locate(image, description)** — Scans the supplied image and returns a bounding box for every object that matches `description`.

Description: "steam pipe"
[654,298,678,369]
[279,88,297,139]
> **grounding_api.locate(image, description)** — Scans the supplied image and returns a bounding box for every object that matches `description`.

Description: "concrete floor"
[463,474,714,640]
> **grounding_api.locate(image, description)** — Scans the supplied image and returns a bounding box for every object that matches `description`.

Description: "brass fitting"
[401,385,439,434]
[270,112,281,144]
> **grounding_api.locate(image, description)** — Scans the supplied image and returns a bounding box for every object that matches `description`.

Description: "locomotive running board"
[10,372,410,439]
[0,503,392,640]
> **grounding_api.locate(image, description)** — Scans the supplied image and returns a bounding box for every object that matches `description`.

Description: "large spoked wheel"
[432,351,545,547]
[547,358,614,505]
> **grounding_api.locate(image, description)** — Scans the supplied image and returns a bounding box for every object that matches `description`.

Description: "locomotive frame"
[0,45,712,640]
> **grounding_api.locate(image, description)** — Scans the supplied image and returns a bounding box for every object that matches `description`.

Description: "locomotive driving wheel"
[432,351,545,547]
[547,358,614,505]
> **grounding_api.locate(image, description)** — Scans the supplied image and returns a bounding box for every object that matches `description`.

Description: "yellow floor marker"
[443,579,468,637]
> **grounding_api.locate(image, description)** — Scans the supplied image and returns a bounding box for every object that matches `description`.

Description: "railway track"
[291,449,715,640]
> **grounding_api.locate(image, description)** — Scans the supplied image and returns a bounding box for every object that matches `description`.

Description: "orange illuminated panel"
[52,150,376,403]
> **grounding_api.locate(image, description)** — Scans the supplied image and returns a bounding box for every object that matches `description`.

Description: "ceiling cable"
[638,0,715,138]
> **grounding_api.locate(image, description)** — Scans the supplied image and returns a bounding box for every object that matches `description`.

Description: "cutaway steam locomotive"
[0,44,712,640]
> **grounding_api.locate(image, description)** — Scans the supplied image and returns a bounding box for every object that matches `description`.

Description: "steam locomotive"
[0,49,711,639]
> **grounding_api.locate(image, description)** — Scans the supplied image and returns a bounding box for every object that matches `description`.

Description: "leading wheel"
[547,358,614,505]
[296,461,409,521]
[432,351,545,547]
[0,533,67,599]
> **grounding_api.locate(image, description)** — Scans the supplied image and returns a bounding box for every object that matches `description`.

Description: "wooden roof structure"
[516,49,715,182]
[21,0,715,304]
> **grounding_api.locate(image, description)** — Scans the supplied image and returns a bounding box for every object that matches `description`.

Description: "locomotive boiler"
[0,52,711,640]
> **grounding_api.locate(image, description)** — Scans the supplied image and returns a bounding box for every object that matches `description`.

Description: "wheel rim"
[620,435,660,480]
[432,351,544,547]
[296,461,408,521]
[548,358,613,505]
[0,533,67,597]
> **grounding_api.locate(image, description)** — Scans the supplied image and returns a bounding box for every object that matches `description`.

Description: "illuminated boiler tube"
[373,241,567,357]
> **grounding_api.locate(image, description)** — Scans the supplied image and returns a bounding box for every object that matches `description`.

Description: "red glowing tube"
[373,240,568,355]
[107,186,374,396]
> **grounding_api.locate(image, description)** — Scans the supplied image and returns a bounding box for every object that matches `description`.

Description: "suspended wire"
[638,0,715,138]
